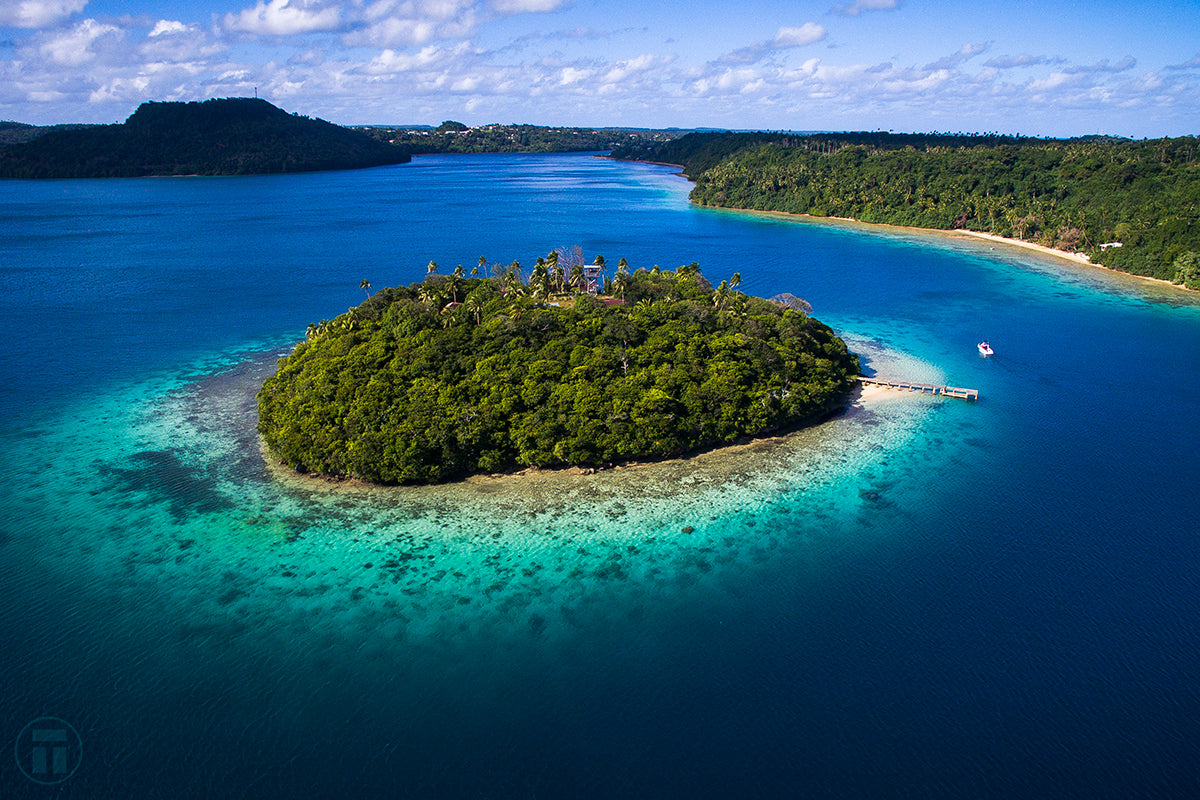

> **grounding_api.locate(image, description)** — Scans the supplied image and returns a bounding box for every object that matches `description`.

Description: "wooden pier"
[858,376,979,401]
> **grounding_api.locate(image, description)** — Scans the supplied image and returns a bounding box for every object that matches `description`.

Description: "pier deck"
[858,376,979,401]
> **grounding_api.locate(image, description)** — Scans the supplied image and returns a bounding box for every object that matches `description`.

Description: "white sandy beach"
[719,207,1195,294]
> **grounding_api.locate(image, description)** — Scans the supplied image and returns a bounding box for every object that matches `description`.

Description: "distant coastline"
[608,132,1200,290]
[707,206,1197,294]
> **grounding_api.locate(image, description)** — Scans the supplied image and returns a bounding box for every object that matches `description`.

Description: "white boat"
[978,341,994,356]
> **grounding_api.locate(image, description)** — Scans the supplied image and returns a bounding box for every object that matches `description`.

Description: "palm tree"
[591,254,607,294]
[617,257,629,275]
[503,265,524,297]
[569,263,585,294]
[418,284,441,308]
[729,272,742,291]
[463,293,484,325]
[426,260,439,276]
[359,279,373,298]
[470,264,480,277]
[530,260,550,299]
[453,264,465,280]
[614,271,629,300]
[713,280,730,311]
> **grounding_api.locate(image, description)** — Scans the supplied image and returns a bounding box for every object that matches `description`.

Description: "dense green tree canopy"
[613,131,1200,285]
[0,98,410,178]
[360,123,684,155]
[258,262,859,485]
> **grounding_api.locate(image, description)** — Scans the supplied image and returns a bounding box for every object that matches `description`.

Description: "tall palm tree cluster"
[407,248,630,313]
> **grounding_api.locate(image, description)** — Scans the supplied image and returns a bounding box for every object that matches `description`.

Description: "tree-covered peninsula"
[612,131,1200,288]
[257,258,859,485]
[0,98,410,178]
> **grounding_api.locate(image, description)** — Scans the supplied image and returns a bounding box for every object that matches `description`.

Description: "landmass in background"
[3,98,1195,288]
[610,131,1200,288]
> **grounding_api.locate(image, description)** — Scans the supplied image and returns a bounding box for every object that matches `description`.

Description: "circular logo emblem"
[14,717,82,785]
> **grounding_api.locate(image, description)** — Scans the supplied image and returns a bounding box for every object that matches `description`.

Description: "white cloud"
[601,53,659,84]
[36,18,121,66]
[772,24,827,49]
[557,66,588,86]
[148,21,189,38]
[985,54,1064,70]
[719,22,826,65]
[0,0,1195,137]
[89,75,150,104]
[1166,53,1200,70]
[0,0,87,29]
[830,0,898,17]
[340,1,479,47]
[1064,56,1136,74]
[344,17,438,47]
[224,1,342,36]
[140,22,225,63]
[923,42,988,71]
[362,42,470,75]
[491,0,565,13]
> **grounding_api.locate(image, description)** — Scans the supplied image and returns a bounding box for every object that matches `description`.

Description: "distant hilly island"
[0,98,410,178]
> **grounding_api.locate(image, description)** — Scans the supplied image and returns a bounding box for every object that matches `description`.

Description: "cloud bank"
[0,0,1195,138]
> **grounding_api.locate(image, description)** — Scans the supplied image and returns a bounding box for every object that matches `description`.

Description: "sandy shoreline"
[947,228,1091,265]
[260,381,908,504]
[945,228,1191,292]
[707,207,1194,295]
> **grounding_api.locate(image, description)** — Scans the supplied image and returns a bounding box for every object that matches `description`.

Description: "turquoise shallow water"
[2,155,1200,797]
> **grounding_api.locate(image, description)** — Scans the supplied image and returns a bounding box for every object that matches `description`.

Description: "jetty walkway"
[858,376,979,401]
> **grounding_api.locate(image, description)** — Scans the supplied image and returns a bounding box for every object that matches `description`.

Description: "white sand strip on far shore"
[713,207,1194,295]
[948,229,1091,265]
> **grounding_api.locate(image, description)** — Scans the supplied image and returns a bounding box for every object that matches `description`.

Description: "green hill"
[257,261,859,485]
[0,98,410,178]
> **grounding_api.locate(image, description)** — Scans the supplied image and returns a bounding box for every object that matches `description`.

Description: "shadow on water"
[96,449,234,522]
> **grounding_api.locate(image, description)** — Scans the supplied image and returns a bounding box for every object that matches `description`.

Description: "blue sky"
[2,1,1198,136]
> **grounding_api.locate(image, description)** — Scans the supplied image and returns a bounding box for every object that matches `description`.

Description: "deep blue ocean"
[2,154,1199,798]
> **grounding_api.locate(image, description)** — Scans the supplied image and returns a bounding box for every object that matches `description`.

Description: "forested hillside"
[258,260,858,484]
[0,98,410,178]
[613,132,1200,287]
[361,121,684,155]
[0,121,99,145]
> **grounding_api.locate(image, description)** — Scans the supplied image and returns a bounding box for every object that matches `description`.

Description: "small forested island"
[611,131,1200,288]
[257,255,859,485]
[0,98,410,178]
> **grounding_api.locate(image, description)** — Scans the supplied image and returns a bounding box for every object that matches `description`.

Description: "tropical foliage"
[360,123,684,155]
[0,98,410,178]
[258,259,859,485]
[612,131,1200,285]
